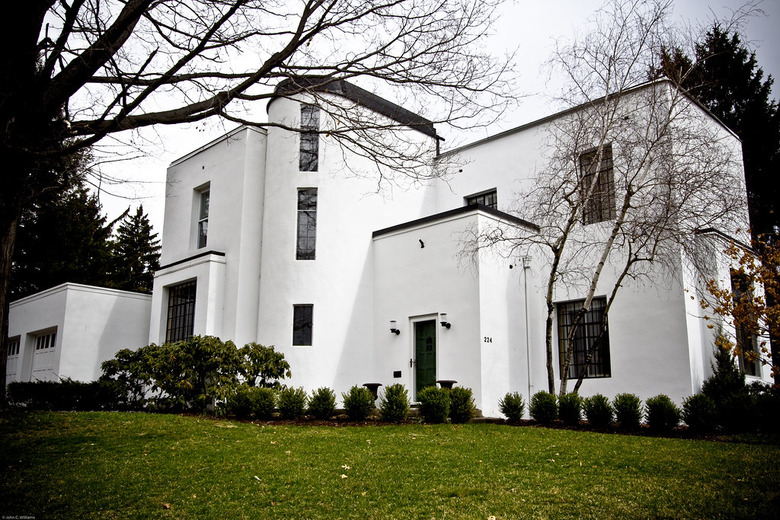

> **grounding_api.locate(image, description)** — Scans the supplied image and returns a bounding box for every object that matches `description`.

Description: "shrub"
[529,391,557,424]
[342,386,375,421]
[557,393,582,426]
[612,393,642,430]
[682,394,717,433]
[755,386,780,433]
[277,387,307,419]
[499,392,525,422]
[417,386,450,423]
[719,392,758,432]
[583,394,613,428]
[307,387,337,420]
[250,387,277,420]
[449,387,476,424]
[7,379,124,411]
[229,384,256,419]
[379,384,410,423]
[645,394,681,432]
[238,343,291,388]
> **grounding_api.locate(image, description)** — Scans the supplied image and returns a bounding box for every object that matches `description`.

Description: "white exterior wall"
[256,94,438,399]
[8,283,151,383]
[150,126,267,345]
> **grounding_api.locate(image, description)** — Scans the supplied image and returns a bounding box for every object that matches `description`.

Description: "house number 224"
[483,337,493,343]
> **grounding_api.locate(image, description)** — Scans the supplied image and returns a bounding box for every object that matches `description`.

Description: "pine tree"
[11,183,117,298]
[657,25,780,237]
[110,206,161,294]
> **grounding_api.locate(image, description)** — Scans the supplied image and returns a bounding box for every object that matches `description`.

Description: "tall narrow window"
[299,105,320,171]
[166,280,196,343]
[557,297,611,379]
[296,188,317,260]
[197,187,210,249]
[465,189,497,209]
[731,272,761,376]
[293,304,314,346]
[579,145,616,224]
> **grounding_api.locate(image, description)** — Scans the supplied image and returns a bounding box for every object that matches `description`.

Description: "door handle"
[409,358,416,368]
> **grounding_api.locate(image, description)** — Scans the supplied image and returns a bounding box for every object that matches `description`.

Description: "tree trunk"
[0,210,20,410]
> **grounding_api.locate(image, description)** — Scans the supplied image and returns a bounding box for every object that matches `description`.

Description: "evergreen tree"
[657,25,780,237]
[110,206,160,294]
[11,183,117,298]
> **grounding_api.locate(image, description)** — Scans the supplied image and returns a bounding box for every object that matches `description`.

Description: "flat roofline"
[373,204,540,238]
[169,125,267,167]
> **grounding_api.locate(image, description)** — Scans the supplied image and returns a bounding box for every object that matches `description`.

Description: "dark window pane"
[293,304,313,346]
[466,190,497,209]
[557,297,611,379]
[299,105,320,172]
[166,281,196,343]
[579,145,616,224]
[296,188,317,260]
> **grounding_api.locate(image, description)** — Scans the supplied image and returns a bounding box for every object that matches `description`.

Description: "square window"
[557,297,611,379]
[293,304,313,346]
[7,337,20,357]
[35,331,56,351]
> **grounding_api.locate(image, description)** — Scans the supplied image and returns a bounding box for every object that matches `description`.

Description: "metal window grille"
[166,281,197,343]
[299,105,320,171]
[293,304,313,346]
[296,188,317,260]
[557,297,611,379]
[579,145,616,224]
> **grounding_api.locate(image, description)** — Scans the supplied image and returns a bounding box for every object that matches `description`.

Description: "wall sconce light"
[440,313,451,329]
[390,320,400,335]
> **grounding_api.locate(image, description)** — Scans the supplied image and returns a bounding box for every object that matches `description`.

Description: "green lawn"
[1,412,778,519]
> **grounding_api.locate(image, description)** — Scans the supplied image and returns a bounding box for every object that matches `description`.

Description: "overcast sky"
[95,0,780,234]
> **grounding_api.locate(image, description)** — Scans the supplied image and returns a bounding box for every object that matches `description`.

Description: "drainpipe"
[522,256,532,404]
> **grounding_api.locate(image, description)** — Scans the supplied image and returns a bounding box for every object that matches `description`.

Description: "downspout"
[523,256,533,405]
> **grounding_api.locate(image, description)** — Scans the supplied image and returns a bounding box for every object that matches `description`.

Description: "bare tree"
[0,0,516,407]
[473,0,748,395]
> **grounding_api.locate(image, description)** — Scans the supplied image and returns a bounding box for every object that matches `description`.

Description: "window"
[166,280,196,343]
[197,187,210,249]
[7,337,20,357]
[731,272,761,376]
[466,189,497,209]
[296,188,317,260]
[299,105,320,172]
[579,145,616,224]
[293,304,313,346]
[35,332,56,351]
[557,297,611,379]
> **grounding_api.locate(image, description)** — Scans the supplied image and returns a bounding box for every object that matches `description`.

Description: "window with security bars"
[579,145,616,224]
[465,189,497,209]
[731,272,761,376]
[35,331,56,351]
[293,304,313,346]
[557,297,611,379]
[7,337,20,356]
[166,280,196,343]
[299,105,320,171]
[296,188,317,260]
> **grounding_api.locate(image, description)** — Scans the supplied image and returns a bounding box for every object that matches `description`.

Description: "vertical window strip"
[557,297,611,379]
[296,188,317,260]
[197,188,210,249]
[293,304,314,346]
[299,105,320,171]
[166,280,197,343]
[731,272,761,376]
[579,145,616,224]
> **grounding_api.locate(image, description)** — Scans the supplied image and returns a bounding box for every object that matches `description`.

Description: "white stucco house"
[7,283,151,383]
[8,77,772,416]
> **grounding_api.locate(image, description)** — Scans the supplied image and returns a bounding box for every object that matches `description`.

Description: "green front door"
[415,320,437,397]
